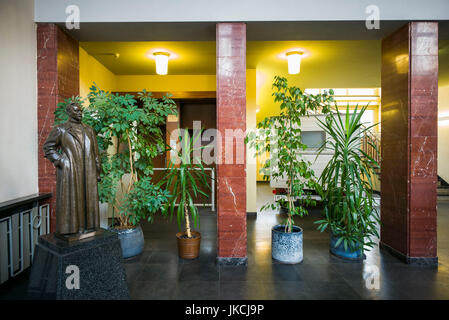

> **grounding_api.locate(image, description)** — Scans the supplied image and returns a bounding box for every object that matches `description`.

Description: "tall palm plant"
[161,128,210,239]
[315,104,380,255]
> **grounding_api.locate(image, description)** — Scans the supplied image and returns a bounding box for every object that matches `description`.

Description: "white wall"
[0,0,38,202]
[79,47,116,100]
[34,0,449,22]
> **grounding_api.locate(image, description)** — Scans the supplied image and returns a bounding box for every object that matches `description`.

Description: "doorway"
[178,98,217,210]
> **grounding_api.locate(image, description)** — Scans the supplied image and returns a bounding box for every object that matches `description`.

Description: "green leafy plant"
[315,103,380,254]
[161,129,211,238]
[245,76,334,232]
[54,84,177,229]
[125,176,170,226]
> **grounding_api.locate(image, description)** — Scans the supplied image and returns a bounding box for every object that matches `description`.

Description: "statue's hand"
[55,157,64,169]
[54,153,67,169]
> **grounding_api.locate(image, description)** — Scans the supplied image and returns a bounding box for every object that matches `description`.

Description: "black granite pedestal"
[28,229,129,300]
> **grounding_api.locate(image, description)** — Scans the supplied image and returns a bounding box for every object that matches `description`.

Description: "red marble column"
[37,24,79,232]
[216,23,247,265]
[380,22,438,265]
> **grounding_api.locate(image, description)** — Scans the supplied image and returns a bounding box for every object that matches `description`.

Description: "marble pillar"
[380,22,438,265]
[216,23,247,265]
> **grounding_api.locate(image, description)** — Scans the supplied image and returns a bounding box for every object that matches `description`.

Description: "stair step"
[437,188,449,196]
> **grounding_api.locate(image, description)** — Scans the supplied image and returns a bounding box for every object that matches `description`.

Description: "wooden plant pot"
[176,231,201,259]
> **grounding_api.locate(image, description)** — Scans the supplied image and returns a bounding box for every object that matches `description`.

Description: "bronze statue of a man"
[43,102,101,238]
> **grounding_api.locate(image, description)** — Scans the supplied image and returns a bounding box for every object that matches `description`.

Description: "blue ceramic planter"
[329,233,362,260]
[272,224,303,264]
[111,225,144,259]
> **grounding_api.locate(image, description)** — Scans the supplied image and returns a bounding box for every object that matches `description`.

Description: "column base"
[216,257,248,266]
[380,242,438,267]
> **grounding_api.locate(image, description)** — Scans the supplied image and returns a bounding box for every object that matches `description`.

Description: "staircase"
[361,125,381,170]
[359,128,449,202]
[438,176,449,202]
[360,125,381,192]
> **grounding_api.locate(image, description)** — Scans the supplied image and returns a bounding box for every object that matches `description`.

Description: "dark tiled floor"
[2,183,449,300]
[122,183,449,300]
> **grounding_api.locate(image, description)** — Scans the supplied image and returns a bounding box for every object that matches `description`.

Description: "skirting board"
[216,257,248,266]
[379,242,438,267]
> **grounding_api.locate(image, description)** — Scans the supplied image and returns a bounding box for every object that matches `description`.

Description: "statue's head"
[66,102,83,123]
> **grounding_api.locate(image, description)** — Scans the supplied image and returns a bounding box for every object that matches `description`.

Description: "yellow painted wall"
[438,41,449,183]
[256,147,270,182]
[256,72,381,123]
[80,47,216,101]
[252,40,381,123]
[80,45,216,96]
[246,70,257,212]
[114,75,216,92]
[79,47,116,101]
[438,85,449,183]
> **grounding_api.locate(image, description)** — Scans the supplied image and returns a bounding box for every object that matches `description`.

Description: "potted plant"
[54,85,177,258]
[161,129,211,259]
[315,103,380,260]
[245,76,333,264]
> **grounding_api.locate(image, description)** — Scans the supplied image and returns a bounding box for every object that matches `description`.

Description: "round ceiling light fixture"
[286,51,304,74]
[153,52,170,75]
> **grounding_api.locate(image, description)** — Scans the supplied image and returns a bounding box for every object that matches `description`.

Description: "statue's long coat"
[43,121,101,235]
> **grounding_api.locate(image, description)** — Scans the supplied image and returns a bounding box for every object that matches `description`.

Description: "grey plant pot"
[272,224,303,264]
[111,225,144,259]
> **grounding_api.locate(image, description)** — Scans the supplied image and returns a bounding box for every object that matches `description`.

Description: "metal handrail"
[360,124,381,168]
